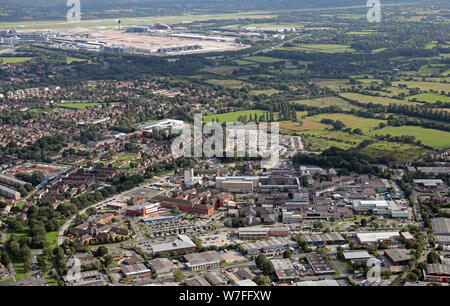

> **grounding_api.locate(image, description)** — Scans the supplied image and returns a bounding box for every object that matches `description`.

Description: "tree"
[283,250,293,259]
[427,252,440,264]
[360,218,368,227]
[172,205,180,215]
[103,255,113,268]
[252,275,269,286]
[174,269,185,282]
[95,246,108,257]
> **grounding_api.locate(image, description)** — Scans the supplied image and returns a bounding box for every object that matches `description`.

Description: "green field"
[347,30,377,35]
[66,57,91,64]
[250,89,281,96]
[368,126,450,148]
[280,44,355,54]
[361,141,429,161]
[340,92,412,106]
[392,81,450,92]
[206,79,252,88]
[203,110,278,123]
[111,154,135,167]
[309,113,385,133]
[407,93,450,103]
[0,57,32,63]
[292,96,359,111]
[242,56,286,63]
[55,102,100,109]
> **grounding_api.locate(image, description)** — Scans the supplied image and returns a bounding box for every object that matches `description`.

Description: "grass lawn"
[0,57,32,63]
[16,201,27,209]
[12,260,30,281]
[111,154,135,167]
[55,102,100,109]
[368,126,450,148]
[6,231,30,241]
[46,231,59,249]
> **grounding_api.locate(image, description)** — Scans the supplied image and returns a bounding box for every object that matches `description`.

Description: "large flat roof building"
[384,249,412,266]
[305,253,335,275]
[356,231,400,245]
[148,258,174,275]
[241,237,298,255]
[0,174,28,188]
[0,185,21,200]
[183,251,224,271]
[423,264,450,283]
[271,258,297,281]
[138,119,185,132]
[343,250,372,263]
[431,218,450,236]
[151,234,196,254]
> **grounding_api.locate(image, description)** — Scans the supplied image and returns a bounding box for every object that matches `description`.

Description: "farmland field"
[206,79,252,88]
[242,56,286,63]
[203,110,278,123]
[406,93,450,103]
[391,81,450,92]
[339,92,412,106]
[280,44,355,54]
[361,141,429,161]
[309,113,385,132]
[0,56,32,63]
[368,126,450,148]
[292,96,360,111]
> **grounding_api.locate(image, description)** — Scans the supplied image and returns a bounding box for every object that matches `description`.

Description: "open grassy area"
[406,93,450,103]
[16,201,27,209]
[347,30,377,35]
[0,57,32,63]
[12,260,30,281]
[250,89,281,96]
[203,110,278,123]
[46,231,59,249]
[66,57,91,64]
[280,44,355,54]
[111,154,135,167]
[311,78,351,90]
[293,96,359,111]
[242,56,286,63]
[361,141,429,161]
[206,79,252,88]
[55,102,100,109]
[309,113,385,133]
[368,126,450,148]
[392,81,450,92]
[339,92,412,106]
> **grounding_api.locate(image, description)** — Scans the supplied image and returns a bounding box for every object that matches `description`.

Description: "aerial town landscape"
[0,0,449,294]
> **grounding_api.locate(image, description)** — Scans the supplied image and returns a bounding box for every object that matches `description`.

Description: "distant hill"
[0,0,416,22]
